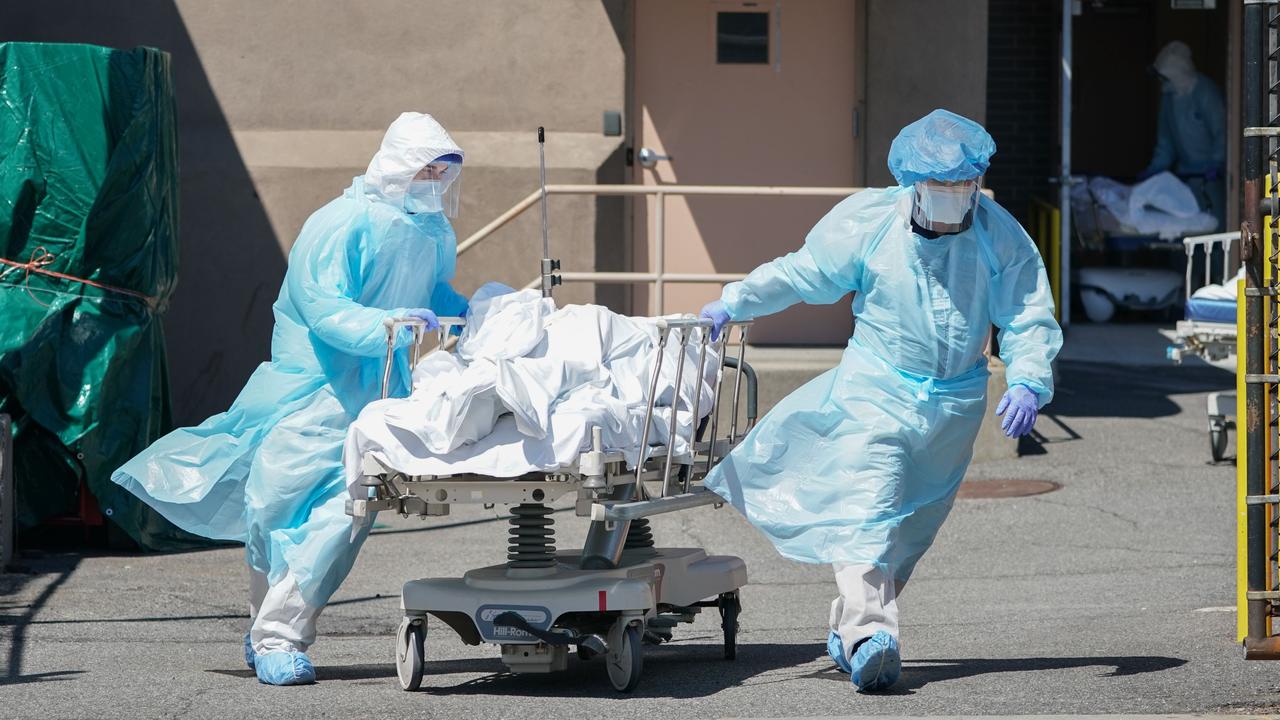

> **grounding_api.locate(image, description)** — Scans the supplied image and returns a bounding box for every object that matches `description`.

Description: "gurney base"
[398,547,747,683]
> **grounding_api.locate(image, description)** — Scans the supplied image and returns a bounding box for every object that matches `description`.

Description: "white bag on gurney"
[1071,172,1217,240]
[343,287,719,490]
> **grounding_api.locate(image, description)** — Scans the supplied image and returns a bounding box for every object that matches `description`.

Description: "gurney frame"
[1167,231,1240,462]
[346,314,759,693]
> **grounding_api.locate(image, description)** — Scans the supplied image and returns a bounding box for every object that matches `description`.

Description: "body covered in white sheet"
[344,286,720,490]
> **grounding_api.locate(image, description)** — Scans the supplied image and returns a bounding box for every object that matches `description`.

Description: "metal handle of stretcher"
[1183,231,1240,303]
[380,316,466,399]
[720,356,757,426]
[640,318,754,498]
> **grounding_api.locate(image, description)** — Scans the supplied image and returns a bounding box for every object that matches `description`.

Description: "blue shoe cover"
[244,634,255,669]
[254,651,316,685]
[849,631,901,692]
[826,631,852,673]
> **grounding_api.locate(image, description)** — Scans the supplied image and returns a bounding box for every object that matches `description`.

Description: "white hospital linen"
[343,290,719,490]
[1191,265,1244,301]
[1071,173,1217,240]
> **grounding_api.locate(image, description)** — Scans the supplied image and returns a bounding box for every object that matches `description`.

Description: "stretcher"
[1073,192,1178,323]
[1166,231,1240,462]
[346,314,759,693]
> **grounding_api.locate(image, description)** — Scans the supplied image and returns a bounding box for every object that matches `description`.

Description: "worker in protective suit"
[112,112,470,685]
[1138,40,1226,230]
[699,109,1061,692]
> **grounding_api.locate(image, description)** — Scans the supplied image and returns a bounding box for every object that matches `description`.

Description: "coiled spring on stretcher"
[507,503,556,568]
[625,518,654,550]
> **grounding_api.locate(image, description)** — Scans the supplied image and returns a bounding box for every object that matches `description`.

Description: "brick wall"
[985,0,1058,227]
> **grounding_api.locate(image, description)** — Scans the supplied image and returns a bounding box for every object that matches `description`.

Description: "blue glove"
[700,300,731,341]
[995,384,1039,438]
[405,308,440,331]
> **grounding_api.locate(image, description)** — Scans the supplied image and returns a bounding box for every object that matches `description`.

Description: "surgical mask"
[405,180,445,214]
[912,180,980,232]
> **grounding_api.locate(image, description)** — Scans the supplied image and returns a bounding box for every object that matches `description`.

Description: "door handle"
[637,147,673,169]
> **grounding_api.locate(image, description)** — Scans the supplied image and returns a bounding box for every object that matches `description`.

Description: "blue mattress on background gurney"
[1186,297,1236,324]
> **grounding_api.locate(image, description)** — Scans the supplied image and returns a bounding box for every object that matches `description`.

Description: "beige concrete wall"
[238,130,626,294]
[864,0,990,187]
[2,0,994,426]
[174,2,625,134]
[0,0,628,424]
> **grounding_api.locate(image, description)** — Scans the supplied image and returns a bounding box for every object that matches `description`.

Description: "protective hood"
[363,112,464,206]
[1154,41,1197,96]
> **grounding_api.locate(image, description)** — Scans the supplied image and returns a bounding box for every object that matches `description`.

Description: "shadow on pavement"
[207,648,1186,697]
[0,670,86,686]
[0,554,81,686]
[901,655,1187,691]
[205,641,827,698]
[1051,360,1233,420]
[0,591,393,628]
[808,654,1187,693]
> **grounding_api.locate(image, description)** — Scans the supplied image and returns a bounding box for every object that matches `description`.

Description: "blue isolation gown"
[1143,74,1226,228]
[705,187,1061,584]
[112,114,469,608]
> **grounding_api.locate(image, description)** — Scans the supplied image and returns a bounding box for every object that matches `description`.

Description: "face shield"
[911,178,982,234]
[404,153,463,218]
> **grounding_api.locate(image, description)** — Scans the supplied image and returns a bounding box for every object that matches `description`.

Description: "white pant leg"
[250,570,323,655]
[249,567,268,621]
[827,563,899,660]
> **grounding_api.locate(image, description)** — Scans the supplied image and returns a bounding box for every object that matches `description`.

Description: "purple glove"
[700,300,731,341]
[995,384,1039,438]
[450,306,468,336]
[1204,166,1221,182]
[405,308,440,331]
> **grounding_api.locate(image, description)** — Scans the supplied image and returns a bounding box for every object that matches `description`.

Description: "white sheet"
[344,288,720,490]
[1071,172,1217,240]
[1191,266,1245,301]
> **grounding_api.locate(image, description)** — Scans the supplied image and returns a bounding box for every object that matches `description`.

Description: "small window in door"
[716,11,769,64]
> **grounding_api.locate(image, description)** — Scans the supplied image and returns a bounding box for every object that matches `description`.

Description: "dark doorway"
[1072,1,1229,180]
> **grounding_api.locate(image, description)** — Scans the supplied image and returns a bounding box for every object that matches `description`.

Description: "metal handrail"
[458,184,869,313]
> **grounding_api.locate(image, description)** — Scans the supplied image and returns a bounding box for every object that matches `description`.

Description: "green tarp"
[0,42,204,549]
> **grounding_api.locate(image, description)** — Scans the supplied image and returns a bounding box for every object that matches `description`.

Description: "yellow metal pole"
[1266,175,1275,641]
[1238,272,1250,642]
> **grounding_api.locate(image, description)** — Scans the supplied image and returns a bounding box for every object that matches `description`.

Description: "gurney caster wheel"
[1210,420,1229,463]
[396,616,426,691]
[606,620,643,693]
[718,591,741,661]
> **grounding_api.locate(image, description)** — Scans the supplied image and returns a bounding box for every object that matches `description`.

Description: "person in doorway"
[112,112,470,685]
[698,109,1062,691]
[1138,40,1227,230]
